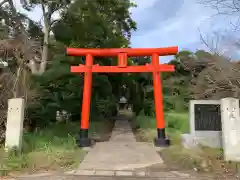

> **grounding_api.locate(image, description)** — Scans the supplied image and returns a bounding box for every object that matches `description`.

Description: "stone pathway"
[76,115,163,172]
[11,114,202,180]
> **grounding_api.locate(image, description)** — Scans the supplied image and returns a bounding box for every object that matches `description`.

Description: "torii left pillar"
[67,46,178,147]
[77,54,93,147]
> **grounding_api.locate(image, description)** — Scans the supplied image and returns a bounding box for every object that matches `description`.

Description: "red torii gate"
[66,46,178,147]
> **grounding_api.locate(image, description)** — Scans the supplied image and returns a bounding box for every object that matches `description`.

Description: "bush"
[143,99,155,116]
[25,55,119,128]
[165,113,189,134]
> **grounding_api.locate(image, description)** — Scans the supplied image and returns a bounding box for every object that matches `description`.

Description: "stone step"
[65,169,191,178]
[78,142,163,171]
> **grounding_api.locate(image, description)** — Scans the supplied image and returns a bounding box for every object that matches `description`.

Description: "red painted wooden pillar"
[152,53,170,146]
[77,54,93,147]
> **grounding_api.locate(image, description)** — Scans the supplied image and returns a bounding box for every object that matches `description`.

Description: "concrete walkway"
[77,114,164,172]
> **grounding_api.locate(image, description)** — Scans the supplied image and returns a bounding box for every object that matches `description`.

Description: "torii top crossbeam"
[67,46,178,56]
[67,46,178,73]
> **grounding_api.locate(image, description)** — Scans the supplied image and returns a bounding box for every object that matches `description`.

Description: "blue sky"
[131,0,215,49]
[14,0,239,62]
[130,0,239,61]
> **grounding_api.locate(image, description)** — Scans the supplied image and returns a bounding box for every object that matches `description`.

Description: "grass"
[132,111,240,177]
[132,111,189,143]
[0,118,114,176]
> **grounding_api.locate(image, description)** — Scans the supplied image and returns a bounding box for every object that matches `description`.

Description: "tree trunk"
[39,26,49,74]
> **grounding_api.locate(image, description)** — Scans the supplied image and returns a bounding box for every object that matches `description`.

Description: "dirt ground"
[8,174,200,180]
[132,127,240,179]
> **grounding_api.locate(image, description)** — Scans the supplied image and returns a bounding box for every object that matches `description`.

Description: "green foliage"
[25,0,138,127]
[53,0,136,47]
[133,112,189,136]
[1,121,107,175]
[161,58,192,112]
[143,99,155,116]
[165,113,189,134]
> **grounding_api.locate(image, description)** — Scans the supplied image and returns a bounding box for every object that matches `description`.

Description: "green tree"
[28,0,138,127]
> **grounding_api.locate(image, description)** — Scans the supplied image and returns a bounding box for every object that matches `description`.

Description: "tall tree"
[0,0,69,75]
[21,0,70,74]
[30,0,138,125]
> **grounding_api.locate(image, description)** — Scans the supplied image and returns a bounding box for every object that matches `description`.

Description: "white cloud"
[131,0,215,47]
[129,0,240,61]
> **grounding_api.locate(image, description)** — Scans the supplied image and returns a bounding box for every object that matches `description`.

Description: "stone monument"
[5,98,25,151]
[182,100,222,149]
[221,98,240,161]
[189,100,222,148]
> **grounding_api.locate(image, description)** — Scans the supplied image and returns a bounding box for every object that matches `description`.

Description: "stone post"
[221,98,240,161]
[5,98,25,151]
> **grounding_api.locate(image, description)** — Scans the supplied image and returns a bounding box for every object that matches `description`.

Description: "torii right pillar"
[152,53,170,147]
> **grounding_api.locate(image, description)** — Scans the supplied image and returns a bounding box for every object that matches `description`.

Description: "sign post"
[66,46,178,147]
